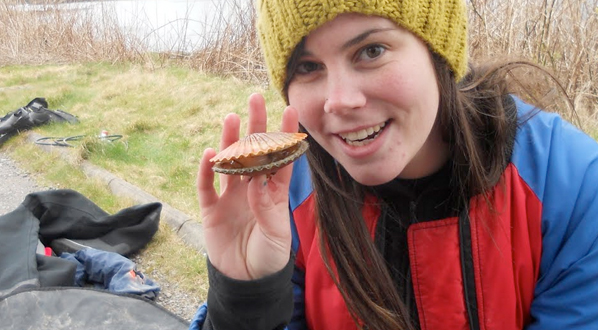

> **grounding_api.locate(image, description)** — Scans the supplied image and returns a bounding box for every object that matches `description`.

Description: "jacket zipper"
[458,205,481,330]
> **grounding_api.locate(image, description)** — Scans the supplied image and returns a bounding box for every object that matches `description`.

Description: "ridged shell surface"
[210,132,307,163]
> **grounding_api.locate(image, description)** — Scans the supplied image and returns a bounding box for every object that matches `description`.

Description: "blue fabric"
[288,155,313,211]
[189,302,208,330]
[60,247,160,300]
[288,266,307,330]
[287,156,312,330]
[510,97,598,329]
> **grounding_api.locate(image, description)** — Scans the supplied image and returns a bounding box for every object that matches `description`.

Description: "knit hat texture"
[256,0,468,94]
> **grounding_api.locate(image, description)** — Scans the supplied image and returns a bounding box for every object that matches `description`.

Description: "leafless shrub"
[468,0,597,117]
[185,0,266,85]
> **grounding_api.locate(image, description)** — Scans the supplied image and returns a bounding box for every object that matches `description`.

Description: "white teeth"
[339,122,386,146]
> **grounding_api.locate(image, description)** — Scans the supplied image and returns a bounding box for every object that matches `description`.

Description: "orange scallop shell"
[210,132,308,176]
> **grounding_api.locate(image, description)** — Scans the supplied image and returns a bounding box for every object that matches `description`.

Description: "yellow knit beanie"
[256,0,468,94]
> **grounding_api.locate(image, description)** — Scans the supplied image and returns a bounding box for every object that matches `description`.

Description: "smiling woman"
[194,0,598,329]
[287,16,446,185]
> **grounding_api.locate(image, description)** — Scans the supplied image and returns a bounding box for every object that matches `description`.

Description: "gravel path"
[0,152,46,214]
[0,151,200,324]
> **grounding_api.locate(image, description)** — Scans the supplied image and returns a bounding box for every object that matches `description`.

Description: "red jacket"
[290,163,541,330]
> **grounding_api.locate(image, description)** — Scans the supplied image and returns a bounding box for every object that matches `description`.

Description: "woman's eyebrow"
[341,28,396,50]
[298,27,396,57]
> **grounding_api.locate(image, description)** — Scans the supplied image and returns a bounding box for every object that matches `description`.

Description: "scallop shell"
[210,132,308,176]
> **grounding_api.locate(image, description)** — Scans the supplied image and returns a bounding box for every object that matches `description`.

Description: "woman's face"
[287,14,449,186]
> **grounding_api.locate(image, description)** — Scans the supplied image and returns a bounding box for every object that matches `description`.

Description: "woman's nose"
[323,69,366,114]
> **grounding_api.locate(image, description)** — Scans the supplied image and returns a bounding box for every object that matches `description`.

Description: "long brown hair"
[284,41,559,329]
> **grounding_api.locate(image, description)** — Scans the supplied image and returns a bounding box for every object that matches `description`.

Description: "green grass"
[0,62,286,300]
[0,62,285,216]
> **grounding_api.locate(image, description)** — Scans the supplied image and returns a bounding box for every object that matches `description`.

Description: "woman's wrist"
[205,255,295,329]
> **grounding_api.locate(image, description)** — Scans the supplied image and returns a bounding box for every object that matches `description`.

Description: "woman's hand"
[197,93,298,280]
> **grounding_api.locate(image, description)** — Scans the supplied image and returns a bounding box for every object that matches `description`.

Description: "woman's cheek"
[295,103,319,131]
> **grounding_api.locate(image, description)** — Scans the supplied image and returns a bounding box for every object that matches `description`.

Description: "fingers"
[269,105,301,182]
[219,113,241,152]
[216,113,243,188]
[281,106,299,133]
[247,93,299,135]
[247,93,267,134]
[197,148,219,210]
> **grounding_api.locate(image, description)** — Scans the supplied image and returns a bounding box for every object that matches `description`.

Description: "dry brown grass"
[468,0,597,119]
[0,0,148,65]
[184,0,266,84]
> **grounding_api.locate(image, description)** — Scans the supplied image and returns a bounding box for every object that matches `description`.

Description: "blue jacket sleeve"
[189,302,208,330]
[513,100,598,329]
[288,264,308,329]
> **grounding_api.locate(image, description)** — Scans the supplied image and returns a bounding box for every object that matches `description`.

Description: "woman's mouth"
[338,121,388,146]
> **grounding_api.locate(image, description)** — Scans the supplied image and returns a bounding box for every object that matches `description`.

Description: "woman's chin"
[347,169,400,187]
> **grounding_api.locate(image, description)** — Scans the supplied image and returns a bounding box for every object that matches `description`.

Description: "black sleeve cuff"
[204,255,295,330]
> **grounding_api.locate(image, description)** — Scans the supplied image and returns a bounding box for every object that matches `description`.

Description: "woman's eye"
[358,45,385,61]
[295,61,320,74]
